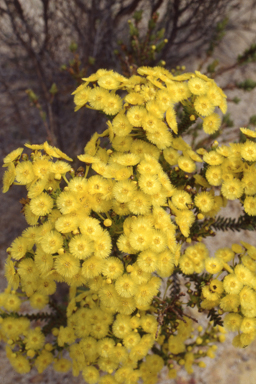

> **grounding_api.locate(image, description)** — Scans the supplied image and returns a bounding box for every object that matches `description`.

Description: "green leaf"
[49,83,58,95]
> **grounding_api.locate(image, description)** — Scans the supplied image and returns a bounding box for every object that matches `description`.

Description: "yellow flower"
[146,100,164,119]
[73,85,91,110]
[215,146,230,159]
[15,161,35,184]
[30,292,49,309]
[167,82,189,102]
[35,351,54,374]
[224,313,242,331]
[240,127,256,138]
[242,172,256,195]
[129,263,150,285]
[215,247,234,262]
[115,274,137,298]
[68,234,94,259]
[134,281,155,306]
[209,279,224,295]
[114,165,133,181]
[9,355,31,374]
[128,191,151,215]
[203,113,221,134]
[194,192,214,212]
[82,256,103,278]
[130,229,153,253]
[185,149,203,163]
[40,230,63,254]
[89,87,109,109]
[194,95,215,116]
[163,147,180,165]
[207,85,223,106]
[244,196,256,216]
[3,293,21,312]
[56,191,78,214]
[54,253,80,278]
[219,98,227,114]
[55,214,78,234]
[112,113,133,136]
[138,174,162,195]
[98,74,120,90]
[113,180,137,203]
[87,175,109,195]
[53,358,72,373]
[94,230,112,259]
[138,154,162,174]
[221,179,243,200]
[178,156,196,173]
[204,257,223,274]
[137,250,158,273]
[220,294,240,312]
[241,141,256,161]
[127,106,147,127]
[102,257,124,280]
[150,230,167,253]
[179,255,195,274]
[2,162,16,193]
[115,296,136,315]
[131,139,160,160]
[34,250,53,275]
[168,335,186,354]
[156,90,173,111]
[203,151,224,165]
[242,255,256,272]
[25,329,45,350]
[188,77,209,95]
[235,264,254,286]
[142,113,161,132]
[166,107,178,134]
[240,317,256,334]
[51,160,71,174]
[30,192,53,216]
[146,124,172,150]
[205,165,222,186]
[175,209,195,238]
[125,92,144,105]
[27,178,47,199]
[141,314,157,334]
[4,147,24,164]
[9,237,28,262]
[103,93,122,115]
[172,190,192,210]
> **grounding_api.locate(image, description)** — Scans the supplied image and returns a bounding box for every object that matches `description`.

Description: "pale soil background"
[2,2,256,383]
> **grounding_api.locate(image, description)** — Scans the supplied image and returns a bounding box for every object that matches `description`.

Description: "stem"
[163,281,170,300]
[96,212,106,221]
[84,165,90,178]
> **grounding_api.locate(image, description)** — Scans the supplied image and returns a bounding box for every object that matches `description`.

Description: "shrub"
[2,66,256,381]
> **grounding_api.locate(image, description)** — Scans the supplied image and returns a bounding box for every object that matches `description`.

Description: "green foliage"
[222,113,234,127]
[237,79,256,91]
[207,17,229,56]
[232,97,241,104]
[238,43,256,64]
[249,115,256,125]
[207,59,219,74]
[212,215,256,232]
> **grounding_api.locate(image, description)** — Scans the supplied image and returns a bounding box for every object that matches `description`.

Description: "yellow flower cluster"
[1,66,256,382]
[201,243,256,348]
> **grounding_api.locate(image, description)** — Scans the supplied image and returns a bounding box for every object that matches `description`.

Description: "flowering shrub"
[2,66,256,382]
